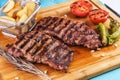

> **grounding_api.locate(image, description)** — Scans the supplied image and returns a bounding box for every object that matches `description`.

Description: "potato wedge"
[6,6,22,18]
[18,14,28,23]
[2,1,37,23]
[17,6,27,17]
[14,1,21,7]
[16,17,20,22]
[3,0,15,12]
[27,10,33,17]
[25,2,36,16]
[0,16,15,22]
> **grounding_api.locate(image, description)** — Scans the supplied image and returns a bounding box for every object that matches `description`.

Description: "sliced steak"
[34,16,102,49]
[7,31,73,72]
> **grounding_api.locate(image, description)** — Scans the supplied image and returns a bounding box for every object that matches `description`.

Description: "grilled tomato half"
[70,0,93,17]
[89,9,109,24]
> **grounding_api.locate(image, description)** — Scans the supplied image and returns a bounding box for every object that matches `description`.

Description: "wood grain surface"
[0,0,120,80]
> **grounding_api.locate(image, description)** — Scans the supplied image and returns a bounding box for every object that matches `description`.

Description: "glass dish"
[0,0,40,35]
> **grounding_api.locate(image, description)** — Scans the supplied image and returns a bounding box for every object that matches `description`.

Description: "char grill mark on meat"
[63,22,81,44]
[55,19,68,34]
[48,18,63,31]
[34,16,102,49]
[60,21,75,38]
[7,31,73,72]
[37,17,59,30]
[39,17,52,25]
[53,18,64,31]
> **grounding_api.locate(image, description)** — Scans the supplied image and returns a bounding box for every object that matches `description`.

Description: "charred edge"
[62,22,76,39]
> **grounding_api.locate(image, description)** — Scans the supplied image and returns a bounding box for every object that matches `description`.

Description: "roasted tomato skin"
[70,0,93,17]
[89,9,109,24]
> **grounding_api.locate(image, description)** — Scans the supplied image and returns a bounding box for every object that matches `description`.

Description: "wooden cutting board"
[0,0,120,80]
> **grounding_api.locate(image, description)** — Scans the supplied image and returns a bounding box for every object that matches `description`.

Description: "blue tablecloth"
[0,0,120,80]
[0,0,7,8]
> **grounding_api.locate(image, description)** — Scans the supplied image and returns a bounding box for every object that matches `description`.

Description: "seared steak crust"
[7,16,102,72]
[34,16,102,49]
[7,31,73,72]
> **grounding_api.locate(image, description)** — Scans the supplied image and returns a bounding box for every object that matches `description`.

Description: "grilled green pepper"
[97,19,120,46]
[97,23,109,46]
[108,27,120,45]
[110,19,120,33]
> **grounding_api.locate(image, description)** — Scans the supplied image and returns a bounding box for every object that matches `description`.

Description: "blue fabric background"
[0,0,120,80]
[90,68,120,80]
[0,0,7,8]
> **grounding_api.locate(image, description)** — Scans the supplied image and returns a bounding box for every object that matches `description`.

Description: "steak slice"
[7,31,73,72]
[34,16,102,49]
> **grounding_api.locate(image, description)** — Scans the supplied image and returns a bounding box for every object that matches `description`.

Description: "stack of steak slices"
[7,31,73,72]
[34,16,102,49]
[7,16,102,72]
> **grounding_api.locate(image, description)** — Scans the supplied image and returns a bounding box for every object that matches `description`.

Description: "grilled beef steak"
[7,16,102,72]
[34,16,102,49]
[7,31,73,72]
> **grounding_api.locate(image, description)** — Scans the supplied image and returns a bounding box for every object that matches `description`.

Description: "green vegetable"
[107,36,115,45]
[109,27,120,39]
[97,19,120,46]
[108,27,120,45]
[97,23,109,46]
[110,19,120,33]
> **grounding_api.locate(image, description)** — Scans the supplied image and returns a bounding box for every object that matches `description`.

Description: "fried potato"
[0,16,15,22]
[1,1,36,23]
[17,6,28,17]
[14,1,21,7]
[27,10,33,17]
[18,14,28,22]
[6,6,22,18]
[25,2,36,16]
[3,0,15,12]
[16,17,20,22]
